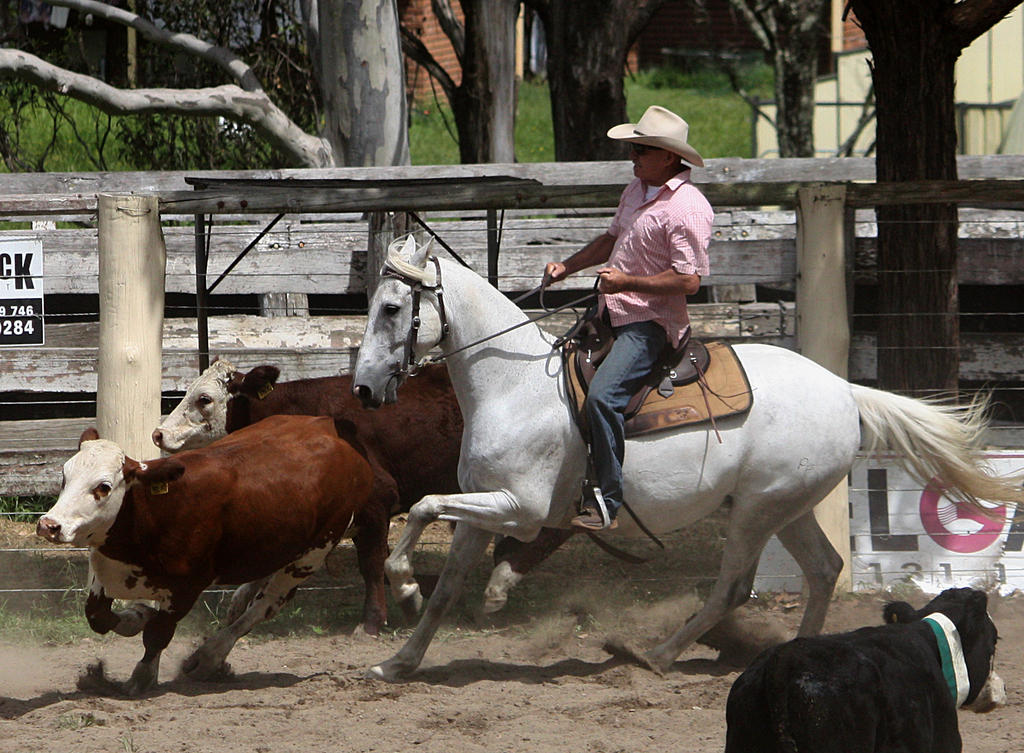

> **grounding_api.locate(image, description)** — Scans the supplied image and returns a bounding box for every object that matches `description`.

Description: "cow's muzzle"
[36,516,62,543]
[966,671,1006,713]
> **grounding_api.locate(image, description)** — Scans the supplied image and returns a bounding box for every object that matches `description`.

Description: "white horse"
[352,236,1023,682]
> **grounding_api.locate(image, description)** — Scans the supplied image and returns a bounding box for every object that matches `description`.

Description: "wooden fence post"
[366,211,418,298]
[96,194,166,459]
[796,183,852,592]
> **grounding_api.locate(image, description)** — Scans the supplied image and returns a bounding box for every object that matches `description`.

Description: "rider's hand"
[544,262,567,285]
[596,266,628,294]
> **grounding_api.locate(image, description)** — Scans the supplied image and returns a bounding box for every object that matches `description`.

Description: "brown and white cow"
[152,360,464,633]
[37,414,372,696]
[152,360,587,632]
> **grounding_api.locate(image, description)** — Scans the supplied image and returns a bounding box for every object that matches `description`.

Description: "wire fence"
[1,195,1022,602]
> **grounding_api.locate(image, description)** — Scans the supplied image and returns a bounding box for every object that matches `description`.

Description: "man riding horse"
[544,105,714,531]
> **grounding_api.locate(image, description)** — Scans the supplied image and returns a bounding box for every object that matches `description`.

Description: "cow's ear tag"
[150,481,169,496]
[257,383,274,400]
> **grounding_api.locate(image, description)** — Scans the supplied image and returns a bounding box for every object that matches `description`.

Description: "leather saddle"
[563,312,753,439]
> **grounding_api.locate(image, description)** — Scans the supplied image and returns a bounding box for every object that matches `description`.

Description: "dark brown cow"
[37,415,373,695]
[153,360,582,631]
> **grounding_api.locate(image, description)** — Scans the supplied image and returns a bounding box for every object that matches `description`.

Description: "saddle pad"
[566,341,753,439]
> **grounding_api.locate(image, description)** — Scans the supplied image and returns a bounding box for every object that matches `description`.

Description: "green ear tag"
[257,382,274,400]
[150,481,169,496]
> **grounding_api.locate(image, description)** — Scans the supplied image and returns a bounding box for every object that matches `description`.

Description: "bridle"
[380,255,449,378]
[379,253,598,380]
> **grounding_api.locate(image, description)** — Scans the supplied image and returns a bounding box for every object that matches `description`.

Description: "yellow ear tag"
[257,382,274,400]
[150,481,169,496]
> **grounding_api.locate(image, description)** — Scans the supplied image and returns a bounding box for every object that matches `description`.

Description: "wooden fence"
[2,156,1024,498]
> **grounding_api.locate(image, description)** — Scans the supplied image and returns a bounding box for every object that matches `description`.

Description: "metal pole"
[486,208,499,288]
[195,213,210,372]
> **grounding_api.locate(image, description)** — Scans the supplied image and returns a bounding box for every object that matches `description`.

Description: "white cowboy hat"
[606,105,704,167]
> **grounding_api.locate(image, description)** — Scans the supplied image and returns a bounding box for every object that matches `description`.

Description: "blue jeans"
[583,320,666,519]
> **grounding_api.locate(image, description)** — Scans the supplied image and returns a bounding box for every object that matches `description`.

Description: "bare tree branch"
[400,26,457,104]
[625,1,671,48]
[48,0,264,91]
[728,0,775,52]
[944,0,1024,49]
[431,0,465,62]
[0,48,331,167]
[836,82,875,157]
[720,60,776,128]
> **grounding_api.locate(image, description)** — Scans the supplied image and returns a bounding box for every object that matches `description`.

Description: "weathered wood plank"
[847,180,1024,208]
[0,302,793,393]
[7,326,1024,498]
[16,204,1024,296]
[849,333,1024,382]
[854,237,1024,284]
[8,309,1023,395]
[18,220,802,295]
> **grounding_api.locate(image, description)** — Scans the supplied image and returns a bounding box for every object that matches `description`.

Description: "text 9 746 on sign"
[0,297,42,344]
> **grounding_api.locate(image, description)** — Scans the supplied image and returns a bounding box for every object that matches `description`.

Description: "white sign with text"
[0,238,44,346]
[755,453,1024,595]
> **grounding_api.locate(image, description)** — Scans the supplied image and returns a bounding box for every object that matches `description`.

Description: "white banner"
[0,237,44,346]
[755,453,1024,595]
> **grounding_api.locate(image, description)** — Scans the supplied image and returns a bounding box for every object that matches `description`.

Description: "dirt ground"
[0,524,1022,753]
[1,595,1022,752]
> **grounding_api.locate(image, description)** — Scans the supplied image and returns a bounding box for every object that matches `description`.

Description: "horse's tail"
[850,384,1024,513]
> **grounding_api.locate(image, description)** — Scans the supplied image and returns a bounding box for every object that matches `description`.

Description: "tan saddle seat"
[563,315,753,439]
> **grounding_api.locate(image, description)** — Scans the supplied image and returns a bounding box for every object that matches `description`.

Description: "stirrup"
[581,482,613,529]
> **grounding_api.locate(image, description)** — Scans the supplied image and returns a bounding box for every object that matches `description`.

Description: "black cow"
[724,587,1005,753]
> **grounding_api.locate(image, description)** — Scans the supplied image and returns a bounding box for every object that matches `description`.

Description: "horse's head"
[354,235,445,408]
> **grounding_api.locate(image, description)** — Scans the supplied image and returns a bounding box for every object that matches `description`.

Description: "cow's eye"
[197,394,213,407]
[383,303,401,316]
[93,482,112,500]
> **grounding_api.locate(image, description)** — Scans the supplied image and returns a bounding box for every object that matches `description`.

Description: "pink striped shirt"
[602,170,713,346]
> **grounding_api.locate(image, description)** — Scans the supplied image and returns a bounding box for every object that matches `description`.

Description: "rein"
[384,254,597,375]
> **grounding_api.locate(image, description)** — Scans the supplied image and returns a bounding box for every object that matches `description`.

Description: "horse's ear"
[408,234,431,269]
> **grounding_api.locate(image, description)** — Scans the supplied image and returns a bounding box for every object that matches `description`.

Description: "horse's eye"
[383,303,401,316]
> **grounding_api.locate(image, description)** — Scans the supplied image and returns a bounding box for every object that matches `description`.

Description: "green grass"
[0,95,136,172]
[0,496,51,523]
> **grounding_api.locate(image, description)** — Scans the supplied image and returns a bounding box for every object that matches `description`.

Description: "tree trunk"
[451,0,518,163]
[316,0,409,166]
[540,0,664,161]
[772,1,827,158]
[851,0,960,395]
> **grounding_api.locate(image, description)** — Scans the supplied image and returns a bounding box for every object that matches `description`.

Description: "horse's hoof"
[602,636,667,676]
[641,649,673,676]
[182,649,229,681]
[481,594,507,614]
[397,588,423,623]
[365,658,414,683]
[124,664,159,697]
[350,624,380,643]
